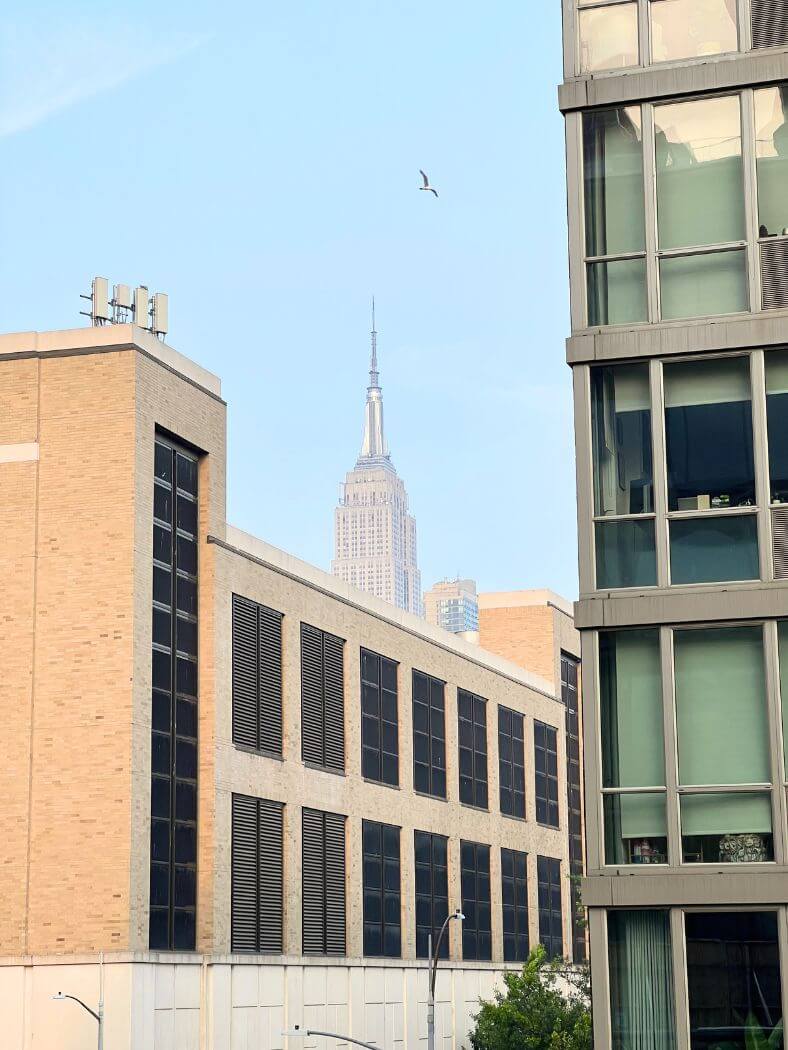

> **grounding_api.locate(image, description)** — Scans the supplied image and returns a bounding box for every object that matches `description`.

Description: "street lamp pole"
[52,992,104,1050]
[283,1024,378,1049]
[427,908,464,1050]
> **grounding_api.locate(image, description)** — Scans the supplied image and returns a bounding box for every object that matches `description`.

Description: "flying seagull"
[419,169,438,197]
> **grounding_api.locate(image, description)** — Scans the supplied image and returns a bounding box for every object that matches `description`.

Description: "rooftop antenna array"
[80,276,169,340]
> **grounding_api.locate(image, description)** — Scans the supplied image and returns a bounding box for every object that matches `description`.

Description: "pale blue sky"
[0,1,577,598]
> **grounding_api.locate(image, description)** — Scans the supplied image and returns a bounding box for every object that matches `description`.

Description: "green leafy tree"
[468,945,592,1050]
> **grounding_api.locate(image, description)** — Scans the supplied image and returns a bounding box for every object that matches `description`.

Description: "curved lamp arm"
[52,993,101,1024]
[283,1026,378,1049]
[430,909,465,1000]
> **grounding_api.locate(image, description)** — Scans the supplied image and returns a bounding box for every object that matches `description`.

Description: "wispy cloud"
[0,17,205,139]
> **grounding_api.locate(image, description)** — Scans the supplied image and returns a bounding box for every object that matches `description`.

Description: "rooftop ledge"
[215,525,560,703]
[0,324,221,398]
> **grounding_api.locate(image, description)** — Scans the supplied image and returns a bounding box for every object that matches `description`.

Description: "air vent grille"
[752,0,788,49]
[772,507,788,579]
[761,240,788,311]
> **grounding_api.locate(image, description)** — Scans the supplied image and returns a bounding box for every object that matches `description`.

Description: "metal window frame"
[361,818,402,959]
[457,688,489,810]
[360,648,400,787]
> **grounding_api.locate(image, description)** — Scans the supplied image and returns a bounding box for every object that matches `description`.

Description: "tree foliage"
[468,946,592,1050]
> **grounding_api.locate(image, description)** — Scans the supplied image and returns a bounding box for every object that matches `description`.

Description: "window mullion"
[739,0,753,51]
[650,358,670,587]
[670,908,691,1050]
[751,349,773,581]
[638,0,651,65]
[642,103,660,322]
[764,620,787,863]
[661,627,681,865]
[741,88,761,312]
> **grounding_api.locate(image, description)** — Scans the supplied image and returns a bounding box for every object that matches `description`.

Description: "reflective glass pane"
[674,626,768,786]
[592,364,653,516]
[681,793,773,863]
[600,630,664,789]
[650,0,738,63]
[659,249,748,320]
[609,912,675,1050]
[587,258,648,327]
[755,84,788,237]
[583,107,645,256]
[595,519,657,589]
[604,793,668,864]
[766,349,788,502]
[578,3,639,73]
[655,96,744,250]
[686,912,781,1048]
[664,357,754,511]
[670,515,758,584]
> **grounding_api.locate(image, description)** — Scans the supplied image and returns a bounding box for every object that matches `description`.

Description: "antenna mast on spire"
[369,296,379,388]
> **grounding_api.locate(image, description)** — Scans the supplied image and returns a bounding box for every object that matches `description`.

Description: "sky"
[0,1,577,598]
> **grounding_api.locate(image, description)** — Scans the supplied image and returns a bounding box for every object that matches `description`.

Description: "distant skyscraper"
[424,578,479,635]
[332,306,422,615]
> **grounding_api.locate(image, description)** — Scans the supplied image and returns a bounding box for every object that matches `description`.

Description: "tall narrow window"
[232,594,283,754]
[458,689,488,808]
[591,363,657,589]
[583,106,647,326]
[360,649,399,786]
[362,820,401,958]
[609,911,675,1050]
[498,706,526,819]
[149,436,198,951]
[412,671,446,798]
[766,350,788,503]
[534,721,559,828]
[655,96,747,321]
[460,841,491,961]
[231,794,284,953]
[561,653,585,962]
[414,831,449,959]
[501,848,529,963]
[301,623,345,771]
[537,856,563,960]
[755,84,788,239]
[302,808,346,955]
[578,1,639,74]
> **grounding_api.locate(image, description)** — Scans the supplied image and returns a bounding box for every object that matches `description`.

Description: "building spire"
[359,297,390,462]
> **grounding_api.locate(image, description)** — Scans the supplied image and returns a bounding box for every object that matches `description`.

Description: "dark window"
[302,808,346,955]
[232,594,283,755]
[458,690,488,809]
[534,720,560,828]
[231,794,284,953]
[537,856,563,960]
[362,820,401,957]
[412,671,446,798]
[149,435,198,951]
[301,624,345,771]
[501,848,529,963]
[414,830,449,959]
[461,840,491,961]
[360,649,399,786]
[561,652,585,963]
[498,705,526,819]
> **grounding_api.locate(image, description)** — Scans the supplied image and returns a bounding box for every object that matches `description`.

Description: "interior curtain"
[611,911,676,1050]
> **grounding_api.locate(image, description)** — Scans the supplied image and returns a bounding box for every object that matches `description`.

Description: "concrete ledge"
[582,869,788,908]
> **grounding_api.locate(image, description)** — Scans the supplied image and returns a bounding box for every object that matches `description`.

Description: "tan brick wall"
[479,605,558,687]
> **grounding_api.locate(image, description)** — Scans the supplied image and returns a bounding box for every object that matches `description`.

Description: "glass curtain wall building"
[560,2,788,1046]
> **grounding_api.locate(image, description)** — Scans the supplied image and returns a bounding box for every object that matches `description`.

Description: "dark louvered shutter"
[231,794,284,953]
[752,0,788,48]
[258,606,283,753]
[302,808,327,954]
[232,596,259,748]
[322,632,345,771]
[324,811,347,955]
[301,625,325,764]
[761,241,788,311]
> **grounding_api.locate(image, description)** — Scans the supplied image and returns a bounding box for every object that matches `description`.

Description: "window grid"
[498,705,526,819]
[414,831,449,959]
[360,649,399,786]
[362,820,401,958]
[537,856,564,960]
[149,436,198,951]
[412,671,447,799]
[501,847,529,963]
[458,689,488,809]
[561,653,586,963]
[535,720,560,828]
[460,840,492,961]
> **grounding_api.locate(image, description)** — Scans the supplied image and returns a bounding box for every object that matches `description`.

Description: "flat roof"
[215,526,560,702]
[0,324,221,398]
[478,589,574,618]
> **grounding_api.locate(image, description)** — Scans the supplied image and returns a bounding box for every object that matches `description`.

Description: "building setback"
[0,325,571,1050]
[559,2,788,1046]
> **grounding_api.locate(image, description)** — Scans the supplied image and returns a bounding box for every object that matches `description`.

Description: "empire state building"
[332,308,422,615]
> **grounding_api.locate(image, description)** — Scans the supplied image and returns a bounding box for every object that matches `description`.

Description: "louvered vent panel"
[231,794,259,952]
[773,507,788,578]
[301,624,325,765]
[752,0,788,48]
[257,799,284,953]
[323,812,347,956]
[258,606,283,754]
[302,808,327,954]
[232,596,259,749]
[761,241,788,311]
[322,633,346,772]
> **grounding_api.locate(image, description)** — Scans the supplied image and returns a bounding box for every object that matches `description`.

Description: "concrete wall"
[0,955,507,1050]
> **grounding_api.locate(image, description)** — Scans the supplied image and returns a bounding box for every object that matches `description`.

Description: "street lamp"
[52,992,103,1050]
[427,907,464,1050]
[283,1023,379,1049]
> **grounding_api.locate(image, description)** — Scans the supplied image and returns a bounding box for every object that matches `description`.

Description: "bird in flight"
[419,169,438,197]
